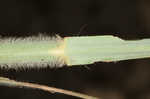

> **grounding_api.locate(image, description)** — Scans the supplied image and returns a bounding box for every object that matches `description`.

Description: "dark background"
[0,0,150,99]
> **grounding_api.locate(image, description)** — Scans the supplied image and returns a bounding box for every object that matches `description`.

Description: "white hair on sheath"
[0,34,66,70]
[0,59,65,70]
[0,34,63,43]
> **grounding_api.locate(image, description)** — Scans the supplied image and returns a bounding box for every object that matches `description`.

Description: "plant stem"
[0,77,99,99]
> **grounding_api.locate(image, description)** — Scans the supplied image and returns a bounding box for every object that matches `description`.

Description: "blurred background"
[0,0,150,99]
